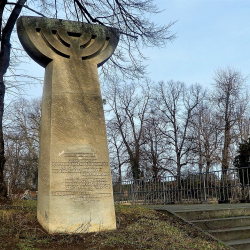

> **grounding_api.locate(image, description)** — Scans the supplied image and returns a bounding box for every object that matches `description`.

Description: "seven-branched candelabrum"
[17,16,119,67]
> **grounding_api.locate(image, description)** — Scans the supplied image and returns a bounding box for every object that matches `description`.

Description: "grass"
[0,200,230,250]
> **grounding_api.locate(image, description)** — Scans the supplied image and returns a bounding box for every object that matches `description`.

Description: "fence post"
[7,179,10,197]
[131,181,134,205]
[163,181,166,204]
[203,173,207,202]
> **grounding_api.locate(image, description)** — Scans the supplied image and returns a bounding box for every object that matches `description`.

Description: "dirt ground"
[0,201,230,250]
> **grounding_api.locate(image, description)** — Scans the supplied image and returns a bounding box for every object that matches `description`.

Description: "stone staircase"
[173,206,250,250]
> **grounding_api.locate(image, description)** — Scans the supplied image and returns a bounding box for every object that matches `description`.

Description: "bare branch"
[6,2,46,17]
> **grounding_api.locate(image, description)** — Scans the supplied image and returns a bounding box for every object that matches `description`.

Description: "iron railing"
[113,167,250,205]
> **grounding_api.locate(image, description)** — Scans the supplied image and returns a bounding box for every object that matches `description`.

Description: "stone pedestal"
[17,16,119,233]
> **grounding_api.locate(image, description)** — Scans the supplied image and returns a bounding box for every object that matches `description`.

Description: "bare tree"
[211,68,249,171]
[4,97,41,194]
[190,100,221,173]
[141,109,174,178]
[235,109,250,146]
[0,0,28,201]
[155,81,204,176]
[106,119,127,182]
[104,80,150,180]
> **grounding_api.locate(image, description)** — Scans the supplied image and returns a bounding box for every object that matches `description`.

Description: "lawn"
[0,200,230,250]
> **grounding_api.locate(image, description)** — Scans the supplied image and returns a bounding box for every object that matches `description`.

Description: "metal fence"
[113,167,250,205]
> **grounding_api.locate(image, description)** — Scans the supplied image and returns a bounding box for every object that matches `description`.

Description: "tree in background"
[106,119,127,182]
[4,97,40,195]
[210,68,249,202]
[211,68,249,172]
[0,0,28,201]
[236,112,250,144]
[104,80,151,180]
[141,108,174,178]
[190,100,221,174]
[155,81,204,176]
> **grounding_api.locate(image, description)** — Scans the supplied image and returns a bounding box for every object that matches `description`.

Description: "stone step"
[151,205,250,249]
[175,208,250,221]
[190,216,250,230]
[208,226,250,242]
[225,238,250,250]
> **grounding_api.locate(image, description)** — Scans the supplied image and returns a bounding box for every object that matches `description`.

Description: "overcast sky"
[10,0,250,100]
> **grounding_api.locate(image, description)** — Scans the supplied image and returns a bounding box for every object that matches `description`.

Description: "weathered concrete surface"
[191,216,250,230]
[17,16,119,234]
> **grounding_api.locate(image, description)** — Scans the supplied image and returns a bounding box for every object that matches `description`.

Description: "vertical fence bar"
[203,173,206,202]
[163,179,166,204]
[191,174,194,203]
[247,167,250,200]
[131,181,134,205]
[7,178,10,197]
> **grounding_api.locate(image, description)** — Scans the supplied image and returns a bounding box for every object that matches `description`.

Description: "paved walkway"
[145,203,250,212]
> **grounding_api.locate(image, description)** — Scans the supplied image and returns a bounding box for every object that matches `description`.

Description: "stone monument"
[17,16,119,233]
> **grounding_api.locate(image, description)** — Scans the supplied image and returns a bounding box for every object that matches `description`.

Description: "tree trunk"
[222,122,230,171]
[206,159,211,174]
[220,122,230,203]
[131,157,140,180]
[0,0,26,201]
[0,75,6,202]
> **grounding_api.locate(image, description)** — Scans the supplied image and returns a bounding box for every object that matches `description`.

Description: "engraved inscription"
[51,151,111,202]
[51,191,111,202]
[65,178,110,190]
[51,191,111,197]
[64,152,96,158]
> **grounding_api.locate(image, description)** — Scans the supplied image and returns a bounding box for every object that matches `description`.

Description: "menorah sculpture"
[17,16,119,233]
